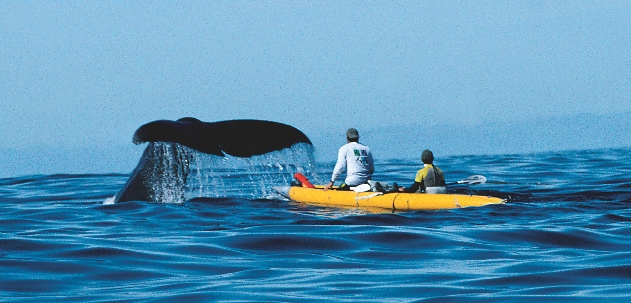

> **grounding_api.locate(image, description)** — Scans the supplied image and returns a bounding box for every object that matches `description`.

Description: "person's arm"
[400,181,422,193]
[398,168,426,193]
[367,149,375,175]
[324,146,347,190]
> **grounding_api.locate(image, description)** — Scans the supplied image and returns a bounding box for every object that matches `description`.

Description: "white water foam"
[103,196,116,205]
[108,142,320,204]
[186,142,320,201]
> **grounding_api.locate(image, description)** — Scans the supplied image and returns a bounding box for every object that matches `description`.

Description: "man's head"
[421,149,434,164]
[346,128,359,142]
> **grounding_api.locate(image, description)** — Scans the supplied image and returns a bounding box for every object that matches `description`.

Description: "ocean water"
[1,147,631,302]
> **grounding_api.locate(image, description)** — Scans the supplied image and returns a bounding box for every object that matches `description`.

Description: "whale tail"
[132,118,311,157]
[114,119,312,203]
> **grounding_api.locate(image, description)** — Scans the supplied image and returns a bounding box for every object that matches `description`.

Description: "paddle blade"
[458,175,487,185]
[294,172,315,188]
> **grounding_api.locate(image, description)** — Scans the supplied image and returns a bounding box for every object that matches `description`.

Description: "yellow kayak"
[273,185,506,211]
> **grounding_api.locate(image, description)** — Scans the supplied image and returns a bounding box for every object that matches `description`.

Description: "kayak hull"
[273,185,505,211]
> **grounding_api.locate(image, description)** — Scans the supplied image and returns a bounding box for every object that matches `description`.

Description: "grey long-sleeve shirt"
[331,142,374,186]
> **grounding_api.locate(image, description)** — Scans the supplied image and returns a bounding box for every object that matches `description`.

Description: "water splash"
[103,196,115,205]
[138,142,319,203]
[142,142,191,204]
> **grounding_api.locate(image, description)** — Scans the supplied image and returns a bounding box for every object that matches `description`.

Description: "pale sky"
[1,1,630,175]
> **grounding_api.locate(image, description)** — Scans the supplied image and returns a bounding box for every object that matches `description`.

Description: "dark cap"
[346,128,359,140]
[421,149,434,164]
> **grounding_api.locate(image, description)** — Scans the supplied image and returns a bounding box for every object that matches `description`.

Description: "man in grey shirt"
[324,128,374,191]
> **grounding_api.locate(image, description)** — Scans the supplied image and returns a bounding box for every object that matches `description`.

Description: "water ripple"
[1,147,631,301]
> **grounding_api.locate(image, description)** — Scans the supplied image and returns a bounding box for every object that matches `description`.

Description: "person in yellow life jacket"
[397,149,446,194]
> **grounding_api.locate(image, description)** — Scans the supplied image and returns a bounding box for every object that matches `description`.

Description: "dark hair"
[421,149,434,164]
[346,128,359,142]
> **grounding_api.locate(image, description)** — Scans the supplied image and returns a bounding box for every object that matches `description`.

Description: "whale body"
[114,118,312,203]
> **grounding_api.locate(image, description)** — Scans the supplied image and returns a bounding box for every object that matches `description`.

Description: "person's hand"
[324,182,333,191]
[397,187,404,192]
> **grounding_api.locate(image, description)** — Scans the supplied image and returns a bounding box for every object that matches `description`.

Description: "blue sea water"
[1,147,631,302]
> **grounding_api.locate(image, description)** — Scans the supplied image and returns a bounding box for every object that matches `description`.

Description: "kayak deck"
[273,185,505,211]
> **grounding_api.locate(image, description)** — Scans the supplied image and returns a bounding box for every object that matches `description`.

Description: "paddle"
[353,175,487,193]
[447,175,487,186]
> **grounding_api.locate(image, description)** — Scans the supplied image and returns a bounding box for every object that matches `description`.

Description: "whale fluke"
[132,118,311,157]
[114,118,312,203]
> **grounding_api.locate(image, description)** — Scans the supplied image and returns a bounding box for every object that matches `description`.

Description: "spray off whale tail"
[114,118,312,203]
